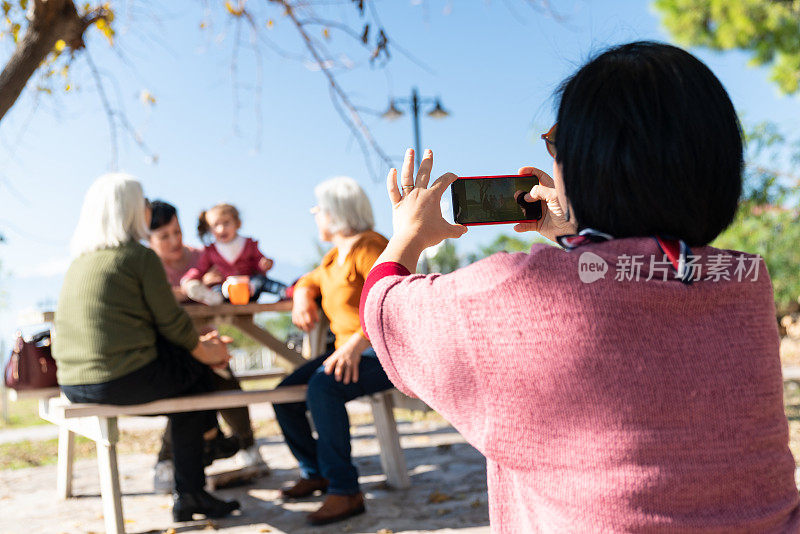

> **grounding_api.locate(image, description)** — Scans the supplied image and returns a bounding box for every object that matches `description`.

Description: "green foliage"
[713,203,800,314]
[257,312,297,342]
[742,121,796,204]
[713,121,800,313]
[423,233,551,275]
[216,324,259,349]
[466,233,550,263]
[426,240,462,274]
[655,0,800,94]
[0,399,48,429]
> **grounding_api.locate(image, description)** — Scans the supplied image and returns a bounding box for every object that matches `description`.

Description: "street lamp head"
[427,99,450,119]
[381,99,404,120]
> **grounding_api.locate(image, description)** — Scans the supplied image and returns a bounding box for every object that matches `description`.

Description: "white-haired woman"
[274,176,391,526]
[53,174,240,522]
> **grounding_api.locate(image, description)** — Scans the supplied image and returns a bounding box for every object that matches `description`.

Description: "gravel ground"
[0,418,490,534]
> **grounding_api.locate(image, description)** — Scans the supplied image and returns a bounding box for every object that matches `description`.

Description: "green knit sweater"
[54,241,199,386]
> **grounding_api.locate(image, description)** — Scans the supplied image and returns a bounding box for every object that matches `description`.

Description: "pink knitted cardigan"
[361,237,800,533]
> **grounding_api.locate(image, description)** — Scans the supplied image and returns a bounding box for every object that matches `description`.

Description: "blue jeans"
[273,347,393,495]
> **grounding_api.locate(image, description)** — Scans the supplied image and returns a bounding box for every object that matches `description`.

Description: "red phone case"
[452,174,541,226]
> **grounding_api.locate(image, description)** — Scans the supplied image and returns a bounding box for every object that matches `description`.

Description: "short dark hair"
[149,200,177,231]
[554,41,743,246]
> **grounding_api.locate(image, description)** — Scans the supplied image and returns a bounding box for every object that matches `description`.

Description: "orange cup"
[223,275,251,305]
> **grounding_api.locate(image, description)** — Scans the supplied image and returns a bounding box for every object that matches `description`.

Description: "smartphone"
[451,174,542,226]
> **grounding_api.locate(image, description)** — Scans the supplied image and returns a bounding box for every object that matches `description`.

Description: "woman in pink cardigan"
[360,42,800,532]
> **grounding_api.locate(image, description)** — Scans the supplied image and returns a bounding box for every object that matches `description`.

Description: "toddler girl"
[181,203,287,305]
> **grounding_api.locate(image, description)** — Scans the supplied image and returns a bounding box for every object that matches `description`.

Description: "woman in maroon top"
[148,200,266,494]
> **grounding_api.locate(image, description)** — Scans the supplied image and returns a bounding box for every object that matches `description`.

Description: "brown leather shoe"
[307,493,365,526]
[280,477,329,499]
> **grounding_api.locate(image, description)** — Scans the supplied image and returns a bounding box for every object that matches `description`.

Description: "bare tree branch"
[270,0,393,176]
[84,50,119,169]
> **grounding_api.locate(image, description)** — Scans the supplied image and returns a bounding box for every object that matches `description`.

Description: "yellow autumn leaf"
[54,39,66,52]
[139,89,156,106]
[95,17,114,45]
[199,21,207,29]
[225,0,245,16]
[266,19,274,29]
[65,83,71,92]
[322,28,330,39]
[102,3,114,22]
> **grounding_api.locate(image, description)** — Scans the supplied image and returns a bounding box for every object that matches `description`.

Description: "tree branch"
[0,0,89,121]
[271,0,393,176]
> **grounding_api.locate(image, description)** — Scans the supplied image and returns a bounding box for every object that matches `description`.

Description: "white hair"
[70,173,149,257]
[315,176,374,235]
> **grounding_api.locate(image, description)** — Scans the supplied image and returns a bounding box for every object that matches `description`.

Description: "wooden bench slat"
[783,366,800,381]
[233,368,287,381]
[54,385,307,419]
[8,387,61,400]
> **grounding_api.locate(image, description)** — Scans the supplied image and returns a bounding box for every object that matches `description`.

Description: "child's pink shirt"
[182,237,266,282]
[362,238,800,533]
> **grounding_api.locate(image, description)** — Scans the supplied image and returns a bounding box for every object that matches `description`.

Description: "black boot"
[172,489,240,522]
[203,433,240,466]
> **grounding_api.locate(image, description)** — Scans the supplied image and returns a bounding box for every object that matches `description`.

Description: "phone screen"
[451,175,542,225]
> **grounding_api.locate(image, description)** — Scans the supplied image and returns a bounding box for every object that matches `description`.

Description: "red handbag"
[4,330,58,390]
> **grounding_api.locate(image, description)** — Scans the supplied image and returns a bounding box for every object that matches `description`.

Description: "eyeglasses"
[541,123,557,159]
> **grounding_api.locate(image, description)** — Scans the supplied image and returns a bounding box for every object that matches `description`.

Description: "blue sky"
[1,0,799,347]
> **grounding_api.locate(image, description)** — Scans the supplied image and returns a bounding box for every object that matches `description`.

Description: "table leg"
[231,316,306,368]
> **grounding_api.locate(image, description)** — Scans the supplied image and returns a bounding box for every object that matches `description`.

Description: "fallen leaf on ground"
[204,519,218,530]
[428,491,451,503]
[259,529,272,533]
[162,529,176,534]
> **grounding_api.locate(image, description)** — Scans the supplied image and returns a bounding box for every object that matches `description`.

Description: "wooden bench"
[37,384,408,534]
[10,308,411,534]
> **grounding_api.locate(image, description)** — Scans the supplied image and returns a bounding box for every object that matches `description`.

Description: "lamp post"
[382,88,449,274]
[382,87,450,170]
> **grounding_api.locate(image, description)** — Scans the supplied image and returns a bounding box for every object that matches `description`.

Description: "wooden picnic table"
[182,301,306,368]
[11,301,411,534]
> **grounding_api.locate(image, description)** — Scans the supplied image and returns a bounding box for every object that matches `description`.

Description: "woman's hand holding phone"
[376,148,468,273]
[513,166,577,243]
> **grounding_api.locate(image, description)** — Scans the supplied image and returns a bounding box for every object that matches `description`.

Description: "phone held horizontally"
[451,174,543,226]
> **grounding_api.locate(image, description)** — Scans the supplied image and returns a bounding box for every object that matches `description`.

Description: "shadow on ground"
[0,419,490,534]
